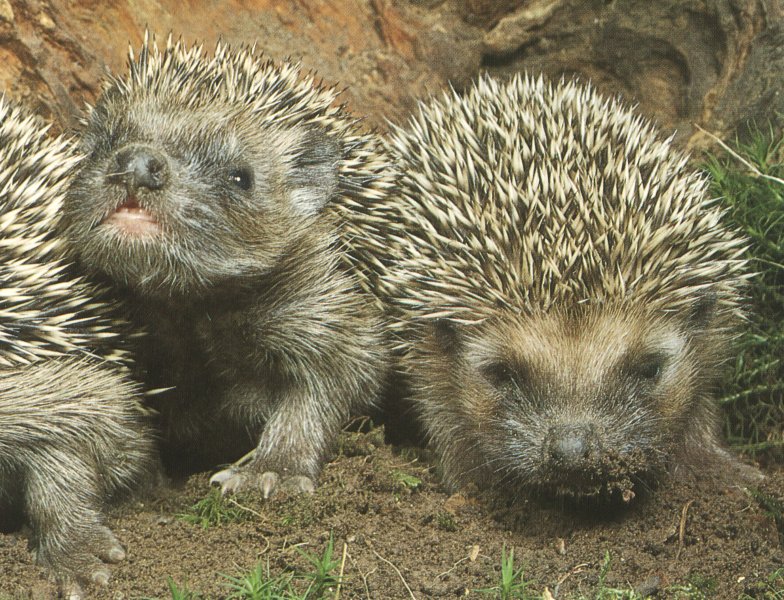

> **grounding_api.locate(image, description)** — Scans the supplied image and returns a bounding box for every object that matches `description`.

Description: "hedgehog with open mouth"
[62,33,393,498]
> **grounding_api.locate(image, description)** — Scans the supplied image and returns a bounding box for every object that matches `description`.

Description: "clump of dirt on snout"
[522,447,658,504]
[595,447,659,503]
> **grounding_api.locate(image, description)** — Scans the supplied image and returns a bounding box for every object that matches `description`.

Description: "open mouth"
[103,196,161,236]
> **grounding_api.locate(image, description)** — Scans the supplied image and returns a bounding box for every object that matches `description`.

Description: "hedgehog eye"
[630,353,666,383]
[228,166,254,191]
[482,361,519,388]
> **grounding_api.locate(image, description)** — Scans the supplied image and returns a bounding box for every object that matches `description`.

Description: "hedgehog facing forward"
[62,34,392,497]
[351,75,756,499]
[0,99,156,598]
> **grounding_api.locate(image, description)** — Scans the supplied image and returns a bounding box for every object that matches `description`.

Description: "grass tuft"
[476,546,537,599]
[748,487,784,543]
[390,469,423,492]
[739,567,784,599]
[177,488,253,529]
[704,124,784,457]
[222,561,296,599]
[592,551,639,599]
[436,511,459,532]
[139,577,202,600]
[295,533,342,598]
[218,536,340,600]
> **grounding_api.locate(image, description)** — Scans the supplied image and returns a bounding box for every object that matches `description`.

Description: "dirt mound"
[0,429,780,599]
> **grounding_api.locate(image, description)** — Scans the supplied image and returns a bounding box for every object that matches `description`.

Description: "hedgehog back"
[362,75,747,328]
[0,99,132,368]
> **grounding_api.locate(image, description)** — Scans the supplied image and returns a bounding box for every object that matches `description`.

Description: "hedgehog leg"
[0,358,156,597]
[24,448,125,595]
[210,385,344,498]
[211,468,316,497]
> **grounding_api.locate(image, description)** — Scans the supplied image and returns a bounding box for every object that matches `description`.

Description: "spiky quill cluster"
[355,75,749,327]
[0,98,132,366]
[0,98,156,597]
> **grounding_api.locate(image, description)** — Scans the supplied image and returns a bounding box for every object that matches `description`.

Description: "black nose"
[546,424,597,469]
[114,145,169,191]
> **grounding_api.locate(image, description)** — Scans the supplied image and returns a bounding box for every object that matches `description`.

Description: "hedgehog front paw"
[36,524,126,600]
[210,466,315,498]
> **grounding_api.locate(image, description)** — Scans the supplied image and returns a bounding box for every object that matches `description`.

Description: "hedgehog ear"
[688,291,718,328]
[432,319,463,355]
[286,127,340,215]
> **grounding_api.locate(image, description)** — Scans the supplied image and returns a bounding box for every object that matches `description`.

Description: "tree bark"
[0,0,780,147]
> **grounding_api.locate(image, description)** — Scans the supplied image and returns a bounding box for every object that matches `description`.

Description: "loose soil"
[0,429,781,599]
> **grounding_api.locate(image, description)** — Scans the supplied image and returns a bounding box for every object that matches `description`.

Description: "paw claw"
[209,468,235,486]
[210,467,247,495]
[210,465,316,498]
[90,565,111,586]
[96,525,126,563]
[65,581,84,600]
[40,522,126,595]
[260,471,280,498]
[106,546,126,563]
[281,475,316,494]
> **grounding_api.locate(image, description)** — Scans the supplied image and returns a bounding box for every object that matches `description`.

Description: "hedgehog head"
[381,75,750,496]
[418,300,728,496]
[63,32,390,298]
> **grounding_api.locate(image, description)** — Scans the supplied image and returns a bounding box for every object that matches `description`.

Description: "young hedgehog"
[0,99,156,598]
[349,75,757,499]
[62,34,392,497]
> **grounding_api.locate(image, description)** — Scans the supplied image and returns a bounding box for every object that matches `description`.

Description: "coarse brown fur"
[0,99,155,598]
[61,34,392,497]
[414,304,743,496]
[0,359,156,595]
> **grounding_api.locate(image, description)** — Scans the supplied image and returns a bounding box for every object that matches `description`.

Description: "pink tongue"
[105,197,159,233]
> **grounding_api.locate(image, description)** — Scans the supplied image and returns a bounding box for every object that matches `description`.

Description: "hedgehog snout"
[112,145,169,193]
[544,423,600,470]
